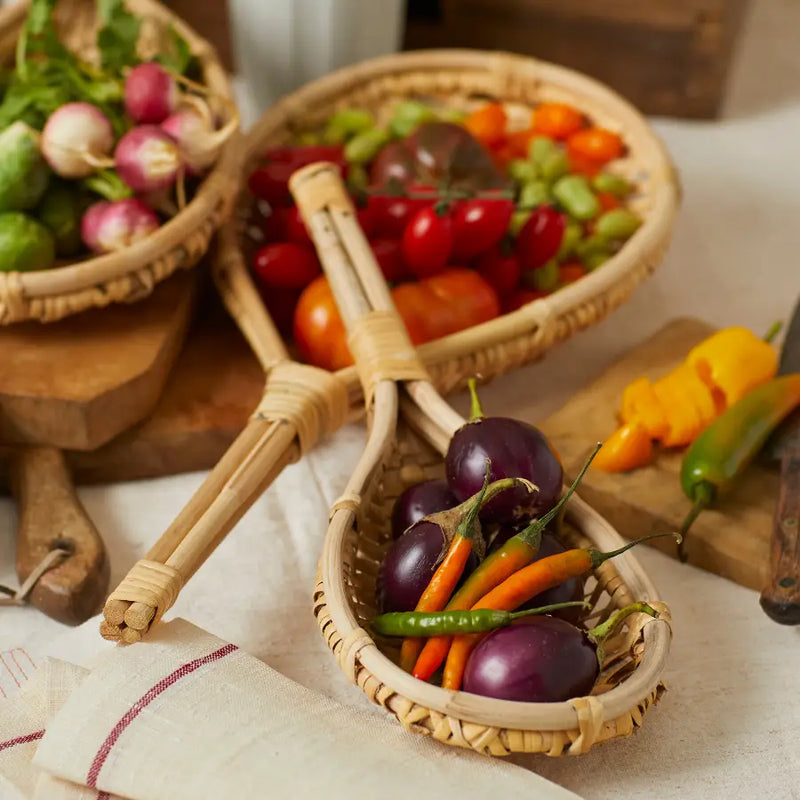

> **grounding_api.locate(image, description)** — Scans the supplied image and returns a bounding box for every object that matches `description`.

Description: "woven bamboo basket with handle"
[233,48,679,395]
[292,162,672,756]
[0,0,240,324]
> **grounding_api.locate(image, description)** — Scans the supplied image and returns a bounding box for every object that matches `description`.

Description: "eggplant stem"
[467,377,485,420]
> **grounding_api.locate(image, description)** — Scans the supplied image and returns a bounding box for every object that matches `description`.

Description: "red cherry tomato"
[451,198,514,260]
[253,242,321,290]
[293,276,353,370]
[249,145,346,208]
[370,238,407,283]
[402,207,453,278]
[475,247,521,298]
[284,206,312,246]
[354,198,378,238]
[503,288,549,314]
[371,195,432,238]
[515,206,566,271]
[260,285,302,336]
[260,207,286,242]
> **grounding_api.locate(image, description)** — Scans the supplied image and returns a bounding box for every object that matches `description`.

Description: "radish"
[114,126,182,193]
[124,62,180,124]
[41,103,114,179]
[81,198,159,254]
[160,98,238,175]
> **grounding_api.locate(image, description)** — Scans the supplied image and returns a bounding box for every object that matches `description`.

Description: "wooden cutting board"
[539,317,777,591]
[2,271,197,623]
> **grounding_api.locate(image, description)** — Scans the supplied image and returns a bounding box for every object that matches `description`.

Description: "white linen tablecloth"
[3,0,800,797]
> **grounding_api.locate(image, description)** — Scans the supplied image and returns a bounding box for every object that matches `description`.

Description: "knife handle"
[760,452,800,624]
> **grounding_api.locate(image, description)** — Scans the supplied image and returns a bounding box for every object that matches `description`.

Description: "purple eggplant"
[445,380,563,524]
[462,602,657,703]
[377,520,479,612]
[488,530,584,623]
[390,479,459,540]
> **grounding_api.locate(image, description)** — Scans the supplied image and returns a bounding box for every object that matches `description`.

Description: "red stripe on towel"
[86,644,237,788]
[0,729,44,752]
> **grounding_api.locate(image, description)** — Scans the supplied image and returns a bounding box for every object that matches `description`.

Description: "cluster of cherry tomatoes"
[246,99,638,371]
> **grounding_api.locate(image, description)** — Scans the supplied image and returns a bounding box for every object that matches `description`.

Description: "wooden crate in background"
[404,0,751,118]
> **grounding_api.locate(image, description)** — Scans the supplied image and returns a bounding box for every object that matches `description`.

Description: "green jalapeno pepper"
[679,373,800,561]
[370,601,589,637]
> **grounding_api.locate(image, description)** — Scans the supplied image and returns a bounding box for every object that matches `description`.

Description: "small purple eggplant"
[462,602,658,703]
[445,379,563,524]
[390,479,459,540]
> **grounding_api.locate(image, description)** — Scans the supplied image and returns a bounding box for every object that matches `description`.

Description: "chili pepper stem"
[677,482,714,562]
[763,320,783,344]
[517,442,602,547]
[587,601,659,667]
[589,531,682,568]
[509,601,591,620]
[467,377,484,420]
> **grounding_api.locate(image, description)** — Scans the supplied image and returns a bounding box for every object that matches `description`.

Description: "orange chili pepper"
[567,127,624,165]
[591,421,652,473]
[441,532,675,690]
[464,102,508,147]
[532,102,584,140]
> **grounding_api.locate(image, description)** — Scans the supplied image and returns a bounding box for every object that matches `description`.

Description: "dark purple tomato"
[445,417,563,525]
[377,521,478,612]
[488,530,584,623]
[390,479,459,540]
[462,615,598,702]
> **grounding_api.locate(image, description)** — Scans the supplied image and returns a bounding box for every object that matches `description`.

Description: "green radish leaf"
[155,24,195,76]
[97,0,141,72]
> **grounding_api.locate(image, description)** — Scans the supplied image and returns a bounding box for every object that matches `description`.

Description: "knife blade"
[760,298,800,624]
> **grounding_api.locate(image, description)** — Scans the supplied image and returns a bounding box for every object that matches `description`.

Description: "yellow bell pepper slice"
[620,377,669,439]
[593,421,653,473]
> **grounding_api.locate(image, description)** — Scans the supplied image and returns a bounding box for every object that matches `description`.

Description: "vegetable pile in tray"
[244,98,643,370]
[372,379,672,701]
[0,0,235,273]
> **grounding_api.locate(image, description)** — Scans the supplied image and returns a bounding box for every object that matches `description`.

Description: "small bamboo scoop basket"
[294,163,672,756]
[0,0,241,324]
[235,48,680,393]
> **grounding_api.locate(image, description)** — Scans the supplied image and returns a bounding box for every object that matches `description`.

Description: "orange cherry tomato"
[559,262,588,284]
[292,276,353,370]
[566,150,602,177]
[464,102,508,147]
[532,102,584,140]
[567,127,624,165]
[504,128,536,158]
[292,270,500,371]
[596,191,620,212]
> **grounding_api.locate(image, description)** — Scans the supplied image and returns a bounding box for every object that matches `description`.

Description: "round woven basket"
[0,0,241,325]
[228,48,679,394]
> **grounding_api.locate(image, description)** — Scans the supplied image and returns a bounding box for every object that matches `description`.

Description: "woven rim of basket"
[0,0,241,324]
[315,488,672,754]
[231,48,680,389]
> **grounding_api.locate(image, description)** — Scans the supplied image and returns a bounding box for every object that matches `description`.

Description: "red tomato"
[451,198,514,260]
[515,206,566,271]
[503,288,549,313]
[260,286,301,336]
[370,238,407,283]
[248,162,296,207]
[424,269,500,332]
[253,242,321,290]
[293,276,353,370]
[248,145,346,208]
[475,247,521,298]
[260,207,286,242]
[371,195,431,238]
[354,198,378,238]
[285,206,312,246]
[401,207,453,278]
[559,262,588,284]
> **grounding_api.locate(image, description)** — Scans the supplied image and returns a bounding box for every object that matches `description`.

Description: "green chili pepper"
[678,373,800,561]
[371,601,590,637]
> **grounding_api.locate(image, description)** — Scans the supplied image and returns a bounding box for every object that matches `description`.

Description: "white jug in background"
[230,0,407,121]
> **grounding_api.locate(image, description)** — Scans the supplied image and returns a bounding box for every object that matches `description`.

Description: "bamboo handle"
[12,446,108,625]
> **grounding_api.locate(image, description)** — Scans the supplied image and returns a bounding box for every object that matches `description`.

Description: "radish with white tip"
[81,198,159,253]
[114,125,182,193]
[41,103,114,179]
